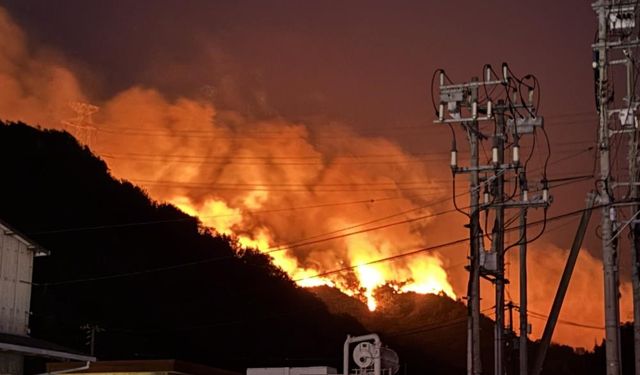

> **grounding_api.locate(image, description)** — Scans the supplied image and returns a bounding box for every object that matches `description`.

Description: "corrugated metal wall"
[0,231,34,335]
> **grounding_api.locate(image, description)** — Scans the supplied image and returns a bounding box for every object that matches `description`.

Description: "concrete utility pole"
[468,113,483,375]
[631,128,640,375]
[493,103,506,375]
[592,2,640,374]
[518,170,528,375]
[624,18,640,375]
[433,64,549,375]
[595,4,620,368]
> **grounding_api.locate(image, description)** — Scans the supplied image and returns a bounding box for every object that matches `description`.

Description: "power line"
[91,112,597,140]
[387,306,498,338]
[29,162,591,241]
[33,205,598,288]
[266,206,459,254]
[95,137,591,160]
[100,150,459,161]
[527,309,603,331]
[110,146,593,194]
[96,143,591,168]
[29,195,434,235]
[100,153,450,166]
[133,180,446,193]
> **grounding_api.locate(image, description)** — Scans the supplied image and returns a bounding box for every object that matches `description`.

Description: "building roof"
[0,218,50,256]
[47,360,241,375]
[0,332,95,362]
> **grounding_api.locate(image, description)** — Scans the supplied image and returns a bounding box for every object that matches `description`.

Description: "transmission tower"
[432,63,550,375]
[62,101,99,147]
[592,2,640,374]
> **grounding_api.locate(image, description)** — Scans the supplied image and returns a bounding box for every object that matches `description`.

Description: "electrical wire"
[527,309,603,331]
[32,204,601,288]
[28,144,591,239]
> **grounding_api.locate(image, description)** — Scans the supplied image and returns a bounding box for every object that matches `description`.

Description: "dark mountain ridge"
[0,121,612,374]
[0,122,364,371]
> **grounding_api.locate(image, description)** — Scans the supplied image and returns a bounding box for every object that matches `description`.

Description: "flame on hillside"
[170,193,455,311]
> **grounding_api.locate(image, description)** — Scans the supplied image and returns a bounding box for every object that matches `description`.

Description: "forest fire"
[0,4,459,312]
[171,194,455,311]
[0,2,629,350]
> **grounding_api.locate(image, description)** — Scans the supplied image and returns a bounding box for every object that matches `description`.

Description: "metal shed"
[0,219,94,374]
[0,220,48,336]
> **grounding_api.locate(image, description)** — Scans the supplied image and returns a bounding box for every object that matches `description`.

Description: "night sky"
[2,1,593,126]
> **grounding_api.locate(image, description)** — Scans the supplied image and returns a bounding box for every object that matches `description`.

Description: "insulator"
[450,150,457,169]
[502,63,509,83]
[492,147,499,165]
[487,101,493,118]
[609,207,617,221]
[542,178,549,203]
[520,172,528,201]
[528,90,534,104]
[438,103,444,121]
[513,145,520,164]
[472,101,478,119]
[440,72,445,86]
[486,66,491,82]
[484,190,490,204]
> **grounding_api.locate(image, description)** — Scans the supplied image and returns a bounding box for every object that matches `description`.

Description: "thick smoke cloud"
[94,86,455,310]
[0,7,85,128]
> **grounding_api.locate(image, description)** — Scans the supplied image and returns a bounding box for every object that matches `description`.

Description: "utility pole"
[595,3,620,367]
[518,170,528,375]
[631,127,640,375]
[468,111,483,375]
[433,64,549,375]
[624,14,640,375]
[624,50,640,375]
[81,323,103,356]
[592,2,640,374]
[433,71,489,375]
[493,103,506,375]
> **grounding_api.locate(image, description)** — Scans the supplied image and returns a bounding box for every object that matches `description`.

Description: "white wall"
[0,230,34,336]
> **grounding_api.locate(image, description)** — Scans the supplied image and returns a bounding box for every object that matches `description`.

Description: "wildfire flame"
[171,195,455,310]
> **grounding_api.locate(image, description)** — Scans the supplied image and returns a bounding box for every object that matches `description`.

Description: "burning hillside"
[0,6,460,311]
[0,3,634,350]
[95,89,457,311]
